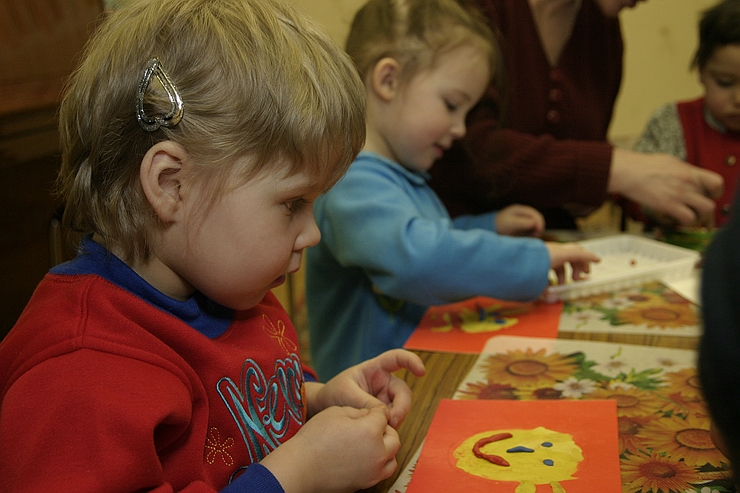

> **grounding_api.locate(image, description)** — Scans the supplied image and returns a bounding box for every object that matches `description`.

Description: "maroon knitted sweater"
[430,0,622,227]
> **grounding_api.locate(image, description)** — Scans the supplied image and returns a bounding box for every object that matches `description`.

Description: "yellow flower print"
[617,415,653,455]
[589,386,664,417]
[657,392,708,419]
[621,452,698,493]
[479,349,578,390]
[456,380,519,400]
[661,368,703,401]
[615,301,698,328]
[639,413,727,467]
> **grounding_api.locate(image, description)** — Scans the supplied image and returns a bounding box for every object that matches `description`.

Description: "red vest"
[678,97,740,227]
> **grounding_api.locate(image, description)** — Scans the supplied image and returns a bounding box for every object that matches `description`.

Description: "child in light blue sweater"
[306,0,599,381]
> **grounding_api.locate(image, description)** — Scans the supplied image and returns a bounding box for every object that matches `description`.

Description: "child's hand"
[545,242,600,285]
[495,204,545,237]
[309,349,426,429]
[262,405,400,493]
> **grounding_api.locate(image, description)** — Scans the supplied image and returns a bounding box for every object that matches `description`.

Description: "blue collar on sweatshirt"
[51,236,233,338]
[356,150,431,185]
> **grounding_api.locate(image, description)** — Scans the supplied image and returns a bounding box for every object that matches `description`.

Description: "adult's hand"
[609,148,723,226]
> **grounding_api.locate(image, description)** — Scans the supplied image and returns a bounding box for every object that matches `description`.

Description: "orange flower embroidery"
[205,427,235,466]
[262,314,298,356]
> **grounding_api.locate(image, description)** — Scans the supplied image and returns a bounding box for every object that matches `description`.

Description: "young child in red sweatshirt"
[0,0,425,491]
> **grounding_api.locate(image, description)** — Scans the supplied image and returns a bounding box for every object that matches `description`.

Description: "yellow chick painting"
[454,427,584,493]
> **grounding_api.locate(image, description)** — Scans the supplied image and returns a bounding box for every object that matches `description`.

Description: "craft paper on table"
[661,269,700,305]
[405,399,621,493]
[403,296,562,354]
[557,281,701,337]
[390,336,733,492]
[453,336,733,493]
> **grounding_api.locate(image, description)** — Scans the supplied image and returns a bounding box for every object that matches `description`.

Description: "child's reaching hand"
[495,204,545,237]
[308,349,426,429]
[545,242,601,285]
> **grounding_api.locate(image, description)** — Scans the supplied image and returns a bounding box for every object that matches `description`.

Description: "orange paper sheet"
[406,399,621,493]
[403,296,562,353]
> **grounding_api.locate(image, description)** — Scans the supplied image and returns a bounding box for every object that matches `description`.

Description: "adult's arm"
[608,148,721,226]
[431,95,721,225]
[429,94,613,217]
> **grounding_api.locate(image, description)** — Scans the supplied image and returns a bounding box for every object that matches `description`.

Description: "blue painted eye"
[506,446,534,453]
[543,459,554,466]
[541,442,553,447]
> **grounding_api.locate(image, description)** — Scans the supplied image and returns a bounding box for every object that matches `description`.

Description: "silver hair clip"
[136,58,184,132]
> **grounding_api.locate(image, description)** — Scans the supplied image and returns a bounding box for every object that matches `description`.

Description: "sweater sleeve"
[317,164,551,306]
[430,0,618,218]
[633,102,686,160]
[222,464,284,493]
[430,104,613,217]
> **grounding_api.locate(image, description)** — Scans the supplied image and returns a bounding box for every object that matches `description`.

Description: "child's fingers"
[372,425,401,482]
[364,404,392,425]
[552,266,565,285]
[378,456,399,481]
[571,264,589,281]
[384,376,413,428]
[382,423,401,458]
[372,349,426,377]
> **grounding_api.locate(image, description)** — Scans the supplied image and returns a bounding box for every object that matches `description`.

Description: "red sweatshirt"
[0,239,313,492]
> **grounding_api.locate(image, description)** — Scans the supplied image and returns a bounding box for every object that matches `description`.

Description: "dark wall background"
[0,0,104,339]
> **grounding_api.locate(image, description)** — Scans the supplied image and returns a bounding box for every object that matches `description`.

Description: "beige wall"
[106,0,718,144]
[613,0,717,141]
[292,0,718,143]
[290,0,364,44]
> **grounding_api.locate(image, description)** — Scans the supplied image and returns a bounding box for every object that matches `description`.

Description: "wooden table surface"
[361,331,700,493]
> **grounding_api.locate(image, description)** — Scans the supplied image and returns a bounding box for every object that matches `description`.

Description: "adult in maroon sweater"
[430,0,723,229]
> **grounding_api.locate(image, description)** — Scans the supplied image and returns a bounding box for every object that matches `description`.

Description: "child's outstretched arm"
[545,242,601,285]
[306,349,426,429]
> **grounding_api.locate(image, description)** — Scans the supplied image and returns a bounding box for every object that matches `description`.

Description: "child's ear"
[371,57,402,102]
[139,141,188,223]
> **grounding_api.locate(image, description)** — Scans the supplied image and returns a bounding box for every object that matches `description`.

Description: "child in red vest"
[635,0,740,228]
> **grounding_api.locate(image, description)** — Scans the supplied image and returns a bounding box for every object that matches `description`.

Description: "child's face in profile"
[174,160,323,310]
[701,43,740,133]
[382,43,490,172]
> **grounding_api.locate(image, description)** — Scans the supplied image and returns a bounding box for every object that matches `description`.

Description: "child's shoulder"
[352,150,396,170]
[351,151,427,184]
[319,152,426,207]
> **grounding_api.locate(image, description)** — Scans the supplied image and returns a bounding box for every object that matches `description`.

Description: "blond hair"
[58,0,365,262]
[345,0,502,89]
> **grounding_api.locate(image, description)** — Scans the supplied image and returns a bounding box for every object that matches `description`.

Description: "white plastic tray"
[543,234,701,302]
